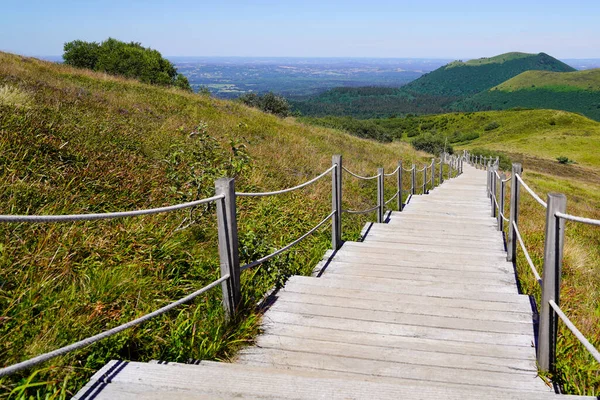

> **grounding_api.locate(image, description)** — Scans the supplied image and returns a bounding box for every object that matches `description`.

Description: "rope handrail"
[555,212,600,227]
[343,204,380,215]
[0,274,229,378]
[548,300,600,364]
[384,190,400,205]
[502,176,512,183]
[342,166,380,180]
[494,170,501,179]
[515,174,547,208]
[402,166,414,172]
[512,221,542,284]
[489,191,510,222]
[415,166,426,172]
[240,211,335,271]
[236,165,336,197]
[384,166,400,177]
[0,195,225,223]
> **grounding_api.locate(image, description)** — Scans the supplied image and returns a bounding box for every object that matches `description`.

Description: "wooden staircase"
[74,165,593,399]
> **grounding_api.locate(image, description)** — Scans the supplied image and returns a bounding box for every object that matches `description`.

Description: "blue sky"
[1,0,599,58]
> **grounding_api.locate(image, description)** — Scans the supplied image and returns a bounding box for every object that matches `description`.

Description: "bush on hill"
[411,133,453,155]
[238,92,291,117]
[63,38,192,91]
[298,116,393,142]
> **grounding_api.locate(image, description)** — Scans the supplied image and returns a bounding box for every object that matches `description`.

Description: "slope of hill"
[0,51,424,397]
[403,52,576,97]
[454,69,600,121]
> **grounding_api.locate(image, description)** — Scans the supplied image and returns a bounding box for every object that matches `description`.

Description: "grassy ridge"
[0,52,424,398]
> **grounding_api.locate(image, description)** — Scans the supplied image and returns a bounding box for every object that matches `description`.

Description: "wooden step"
[74,360,594,400]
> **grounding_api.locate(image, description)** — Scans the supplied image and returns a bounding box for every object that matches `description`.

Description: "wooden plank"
[317,273,518,294]
[244,334,537,374]
[332,248,512,268]
[286,276,526,303]
[344,241,508,258]
[238,349,548,392]
[283,279,533,313]
[75,360,582,400]
[276,288,532,323]
[267,300,533,335]
[321,262,516,287]
[258,322,536,361]
[262,310,535,347]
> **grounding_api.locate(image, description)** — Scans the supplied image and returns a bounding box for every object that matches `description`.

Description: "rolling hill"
[400,52,576,97]
[454,69,600,121]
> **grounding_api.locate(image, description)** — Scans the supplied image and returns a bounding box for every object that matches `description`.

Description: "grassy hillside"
[403,52,575,97]
[455,69,600,121]
[0,52,424,398]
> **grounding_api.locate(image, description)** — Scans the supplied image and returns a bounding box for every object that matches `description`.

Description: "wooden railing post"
[491,167,497,218]
[215,178,241,319]
[449,157,453,179]
[439,157,443,184]
[397,160,403,211]
[430,158,435,189]
[537,193,567,373]
[498,172,506,231]
[507,163,522,262]
[411,164,416,195]
[422,165,427,194]
[377,167,384,223]
[332,155,343,250]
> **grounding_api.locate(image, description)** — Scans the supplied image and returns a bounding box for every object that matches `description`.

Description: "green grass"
[0,51,426,398]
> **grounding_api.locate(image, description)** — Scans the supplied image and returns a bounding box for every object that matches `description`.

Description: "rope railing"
[515,174,547,208]
[0,195,225,223]
[384,166,400,177]
[512,221,542,284]
[343,205,380,215]
[240,211,335,271]
[555,212,600,227]
[549,300,600,364]
[342,166,380,180]
[384,190,400,206]
[0,274,229,378]
[236,165,336,197]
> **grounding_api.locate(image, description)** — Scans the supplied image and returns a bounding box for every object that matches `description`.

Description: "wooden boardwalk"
[74,165,592,399]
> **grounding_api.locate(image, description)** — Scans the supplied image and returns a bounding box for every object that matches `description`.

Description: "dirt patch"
[505,152,600,186]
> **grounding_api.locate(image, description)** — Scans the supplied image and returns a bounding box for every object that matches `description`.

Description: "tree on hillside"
[63,38,192,91]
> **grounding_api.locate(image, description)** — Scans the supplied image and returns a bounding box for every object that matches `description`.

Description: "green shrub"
[484,121,500,131]
[63,38,192,91]
[239,92,291,117]
[411,133,453,155]
[557,156,575,164]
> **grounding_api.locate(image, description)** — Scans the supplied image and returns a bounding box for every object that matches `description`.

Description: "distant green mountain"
[456,69,600,121]
[291,52,577,119]
[402,52,576,97]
